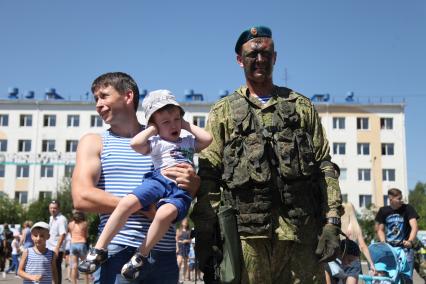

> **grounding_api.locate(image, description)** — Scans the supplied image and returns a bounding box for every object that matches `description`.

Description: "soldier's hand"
[315,224,341,262]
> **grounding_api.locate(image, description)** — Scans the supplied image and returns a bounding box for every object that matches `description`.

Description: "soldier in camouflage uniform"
[191,26,343,283]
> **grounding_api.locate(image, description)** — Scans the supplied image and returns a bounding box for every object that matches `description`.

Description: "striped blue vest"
[97,130,176,251]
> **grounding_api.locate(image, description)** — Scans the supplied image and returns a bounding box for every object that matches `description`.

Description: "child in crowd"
[18,221,58,284]
[79,90,212,280]
[5,231,20,275]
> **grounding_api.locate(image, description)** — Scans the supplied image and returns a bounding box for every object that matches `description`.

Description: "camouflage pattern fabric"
[240,238,325,283]
[192,85,342,280]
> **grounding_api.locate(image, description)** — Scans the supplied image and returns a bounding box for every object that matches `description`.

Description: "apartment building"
[0,92,407,211]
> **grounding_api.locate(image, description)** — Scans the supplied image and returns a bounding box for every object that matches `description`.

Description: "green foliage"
[409,182,426,230]
[25,198,51,223]
[86,213,100,245]
[56,177,74,220]
[0,195,25,224]
[358,204,379,244]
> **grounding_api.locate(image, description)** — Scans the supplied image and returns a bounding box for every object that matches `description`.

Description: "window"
[357,143,370,155]
[43,115,56,127]
[15,191,28,204]
[39,191,52,200]
[0,114,8,126]
[90,115,103,127]
[0,164,5,177]
[0,140,7,152]
[358,168,371,181]
[64,165,75,177]
[340,168,347,180]
[383,169,396,181]
[20,114,32,127]
[341,194,348,203]
[66,140,78,152]
[193,116,206,128]
[18,140,31,152]
[380,118,393,130]
[332,117,345,129]
[40,165,54,178]
[359,194,372,208]
[42,140,56,152]
[381,143,394,155]
[333,143,346,155]
[67,115,80,127]
[16,165,30,178]
[357,117,369,130]
[383,195,389,206]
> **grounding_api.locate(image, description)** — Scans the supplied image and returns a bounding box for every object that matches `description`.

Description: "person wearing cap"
[78,89,212,280]
[72,72,202,284]
[191,26,342,283]
[18,221,58,284]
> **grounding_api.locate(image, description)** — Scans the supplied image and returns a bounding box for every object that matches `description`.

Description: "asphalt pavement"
[1,266,423,283]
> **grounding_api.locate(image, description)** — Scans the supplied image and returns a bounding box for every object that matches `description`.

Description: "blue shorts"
[70,242,88,257]
[131,170,192,222]
[343,258,361,277]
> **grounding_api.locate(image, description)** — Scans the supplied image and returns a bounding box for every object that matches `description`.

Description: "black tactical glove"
[315,223,341,263]
[190,205,222,283]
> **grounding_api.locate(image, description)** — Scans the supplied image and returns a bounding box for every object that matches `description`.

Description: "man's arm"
[300,97,342,218]
[72,133,121,213]
[404,218,419,248]
[377,223,386,242]
[54,216,67,256]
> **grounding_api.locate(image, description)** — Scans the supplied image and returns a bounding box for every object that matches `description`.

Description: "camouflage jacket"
[193,85,342,242]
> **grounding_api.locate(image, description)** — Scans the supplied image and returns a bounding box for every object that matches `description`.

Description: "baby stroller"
[359,242,412,284]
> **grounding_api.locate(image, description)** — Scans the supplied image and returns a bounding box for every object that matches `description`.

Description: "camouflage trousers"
[240,238,325,284]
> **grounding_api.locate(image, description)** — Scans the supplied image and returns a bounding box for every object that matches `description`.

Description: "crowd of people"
[0,25,425,284]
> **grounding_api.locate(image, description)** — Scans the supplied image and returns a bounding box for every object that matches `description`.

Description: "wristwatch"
[326,217,341,226]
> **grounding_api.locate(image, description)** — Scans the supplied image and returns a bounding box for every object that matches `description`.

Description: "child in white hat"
[18,221,58,284]
[79,90,212,280]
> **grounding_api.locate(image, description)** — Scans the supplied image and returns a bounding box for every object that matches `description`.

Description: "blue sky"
[1,1,425,189]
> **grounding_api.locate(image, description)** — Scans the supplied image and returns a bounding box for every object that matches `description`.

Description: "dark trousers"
[56,251,64,284]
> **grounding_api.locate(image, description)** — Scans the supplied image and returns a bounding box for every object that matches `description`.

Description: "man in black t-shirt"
[375,188,419,280]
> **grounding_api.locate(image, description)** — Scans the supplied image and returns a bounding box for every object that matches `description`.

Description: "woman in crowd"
[20,221,34,249]
[176,218,191,283]
[68,210,89,284]
[326,202,376,284]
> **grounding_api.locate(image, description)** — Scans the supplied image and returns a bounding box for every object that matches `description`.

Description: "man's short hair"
[50,199,60,207]
[91,72,140,111]
[388,188,402,197]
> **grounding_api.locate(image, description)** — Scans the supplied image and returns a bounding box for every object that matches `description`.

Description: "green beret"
[235,26,272,54]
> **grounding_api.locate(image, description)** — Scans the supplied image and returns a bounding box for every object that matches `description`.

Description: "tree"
[358,204,379,244]
[0,195,25,225]
[409,182,426,230]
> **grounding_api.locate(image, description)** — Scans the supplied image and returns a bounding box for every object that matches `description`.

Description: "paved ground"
[0,267,423,283]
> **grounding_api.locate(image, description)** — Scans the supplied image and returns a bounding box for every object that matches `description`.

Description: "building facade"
[0,97,407,211]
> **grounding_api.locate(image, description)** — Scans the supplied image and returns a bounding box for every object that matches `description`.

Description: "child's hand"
[146,123,159,135]
[181,119,190,131]
[32,274,43,281]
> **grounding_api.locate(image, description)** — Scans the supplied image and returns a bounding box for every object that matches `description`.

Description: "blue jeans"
[6,254,19,274]
[94,244,178,284]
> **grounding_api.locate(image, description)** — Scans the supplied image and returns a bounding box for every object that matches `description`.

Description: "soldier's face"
[237,37,276,84]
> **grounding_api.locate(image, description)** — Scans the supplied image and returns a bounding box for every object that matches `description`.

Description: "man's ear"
[273,51,277,65]
[124,90,134,106]
[237,54,244,67]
